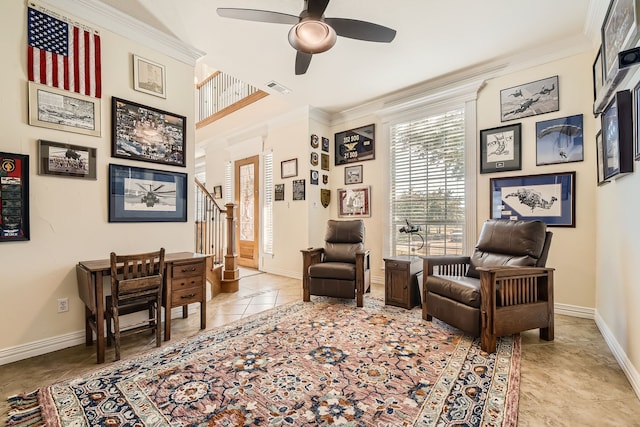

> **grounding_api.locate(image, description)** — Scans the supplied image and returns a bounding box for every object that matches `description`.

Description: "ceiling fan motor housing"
[288,16,337,54]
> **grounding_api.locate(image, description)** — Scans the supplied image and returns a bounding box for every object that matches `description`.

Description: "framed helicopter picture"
[108,163,187,222]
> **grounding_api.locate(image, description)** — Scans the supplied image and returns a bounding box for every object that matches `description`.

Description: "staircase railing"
[194,178,225,264]
[196,70,269,128]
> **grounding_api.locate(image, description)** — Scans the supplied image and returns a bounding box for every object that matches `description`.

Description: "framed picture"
[601,0,640,82]
[596,130,610,186]
[213,185,222,199]
[0,152,30,241]
[321,153,330,171]
[28,82,101,137]
[536,114,584,165]
[322,137,330,152]
[38,140,97,179]
[602,90,634,179]
[281,158,298,178]
[108,163,187,223]
[310,170,319,185]
[274,184,285,201]
[593,46,604,101]
[292,179,305,201]
[310,134,319,148]
[338,186,371,218]
[133,54,166,98]
[479,124,522,173]
[344,164,363,184]
[500,76,559,122]
[634,80,640,160]
[490,172,576,227]
[335,124,375,165]
[112,97,186,167]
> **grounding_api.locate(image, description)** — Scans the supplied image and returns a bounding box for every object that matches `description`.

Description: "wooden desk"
[77,252,208,364]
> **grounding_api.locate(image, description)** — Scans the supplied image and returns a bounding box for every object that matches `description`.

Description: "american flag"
[27,6,102,98]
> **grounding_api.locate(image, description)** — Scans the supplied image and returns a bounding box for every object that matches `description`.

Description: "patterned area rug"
[7,298,520,426]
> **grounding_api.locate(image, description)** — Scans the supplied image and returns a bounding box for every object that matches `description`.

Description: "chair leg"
[113,307,121,361]
[155,297,162,347]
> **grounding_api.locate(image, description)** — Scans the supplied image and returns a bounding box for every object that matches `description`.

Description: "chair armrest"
[421,255,471,275]
[301,247,324,266]
[355,249,371,271]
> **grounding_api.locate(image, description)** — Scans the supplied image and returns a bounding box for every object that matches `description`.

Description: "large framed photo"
[490,172,575,227]
[38,140,97,179]
[28,82,101,137]
[634,80,640,160]
[108,163,187,223]
[601,90,634,180]
[500,76,559,122]
[133,54,166,98]
[338,186,371,218]
[281,158,298,178]
[536,114,584,165]
[0,152,30,241]
[596,130,610,186]
[292,179,305,201]
[335,124,375,165]
[593,46,604,101]
[479,124,521,174]
[112,97,186,167]
[601,0,640,82]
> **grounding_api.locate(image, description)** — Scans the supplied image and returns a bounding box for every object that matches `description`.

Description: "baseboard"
[594,311,640,400]
[0,330,86,366]
[554,303,595,319]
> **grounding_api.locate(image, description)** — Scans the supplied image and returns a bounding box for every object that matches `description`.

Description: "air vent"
[265,80,291,95]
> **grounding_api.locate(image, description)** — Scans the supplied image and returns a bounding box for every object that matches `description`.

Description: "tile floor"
[2,268,640,425]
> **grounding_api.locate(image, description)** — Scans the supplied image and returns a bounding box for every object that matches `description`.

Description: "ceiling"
[98,0,606,114]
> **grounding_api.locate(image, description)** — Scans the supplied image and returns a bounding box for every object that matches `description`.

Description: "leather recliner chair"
[422,219,554,352]
[301,219,371,307]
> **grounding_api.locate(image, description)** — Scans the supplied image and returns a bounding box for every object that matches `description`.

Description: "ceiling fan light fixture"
[288,19,336,54]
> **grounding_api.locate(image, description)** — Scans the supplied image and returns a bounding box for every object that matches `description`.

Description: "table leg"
[85,306,93,345]
[95,271,105,364]
[200,299,206,330]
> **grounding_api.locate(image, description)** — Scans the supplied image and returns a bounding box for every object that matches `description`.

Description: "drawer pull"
[181,267,197,272]
[181,293,196,299]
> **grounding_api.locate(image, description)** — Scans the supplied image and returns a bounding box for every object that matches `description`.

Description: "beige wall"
[0,2,196,359]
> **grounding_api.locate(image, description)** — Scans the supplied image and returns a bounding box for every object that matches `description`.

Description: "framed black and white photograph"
[112,97,186,167]
[338,186,371,218]
[321,153,330,171]
[480,124,522,174]
[133,54,166,98]
[344,164,363,184]
[500,76,559,122]
[593,46,604,101]
[108,163,187,223]
[601,0,640,82]
[281,158,298,178]
[292,179,305,201]
[335,123,375,165]
[596,130,609,186]
[0,152,30,241]
[274,184,285,201]
[602,90,634,180]
[213,185,222,199]
[490,172,576,227]
[38,140,97,179]
[28,82,101,137]
[536,114,584,165]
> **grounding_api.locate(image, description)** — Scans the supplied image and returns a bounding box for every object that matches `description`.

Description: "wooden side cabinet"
[164,256,207,340]
[384,255,422,309]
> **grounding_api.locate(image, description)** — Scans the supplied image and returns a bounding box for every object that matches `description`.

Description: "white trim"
[0,330,86,365]
[555,302,595,319]
[595,311,640,399]
[38,0,205,65]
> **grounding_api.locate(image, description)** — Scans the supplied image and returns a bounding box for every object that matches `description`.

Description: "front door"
[235,155,259,268]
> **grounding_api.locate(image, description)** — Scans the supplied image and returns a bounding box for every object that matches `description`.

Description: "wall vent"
[265,80,291,95]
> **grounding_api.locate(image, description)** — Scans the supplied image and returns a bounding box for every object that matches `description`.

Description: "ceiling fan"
[217,0,396,75]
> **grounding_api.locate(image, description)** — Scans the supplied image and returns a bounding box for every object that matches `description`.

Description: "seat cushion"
[309,262,356,281]
[427,275,481,308]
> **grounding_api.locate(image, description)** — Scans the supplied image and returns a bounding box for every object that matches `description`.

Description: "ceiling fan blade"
[217,8,299,25]
[307,0,330,18]
[295,51,313,75]
[325,18,396,42]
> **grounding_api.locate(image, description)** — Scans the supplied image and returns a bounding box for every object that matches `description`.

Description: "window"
[263,152,274,255]
[389,107,466,257]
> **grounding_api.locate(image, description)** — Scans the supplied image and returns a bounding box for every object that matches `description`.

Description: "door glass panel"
[239,163,254,241]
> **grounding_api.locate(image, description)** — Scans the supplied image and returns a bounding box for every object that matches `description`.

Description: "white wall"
[0,1,196,360]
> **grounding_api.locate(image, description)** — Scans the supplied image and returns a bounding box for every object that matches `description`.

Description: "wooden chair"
[301,219,371,307]
[106,248,165,361]
[422,219,554,353]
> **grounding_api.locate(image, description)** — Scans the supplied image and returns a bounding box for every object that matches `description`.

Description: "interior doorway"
[235,155,259,268]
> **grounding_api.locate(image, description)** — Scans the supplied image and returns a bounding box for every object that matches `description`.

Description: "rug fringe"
[6,390,45,427]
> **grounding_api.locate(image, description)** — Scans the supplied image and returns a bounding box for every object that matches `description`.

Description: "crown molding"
[37,0,205,65]
[584,0,611,48]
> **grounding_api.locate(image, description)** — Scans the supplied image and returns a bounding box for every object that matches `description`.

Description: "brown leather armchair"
[422,219,554,352]
[301,219,371,307]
